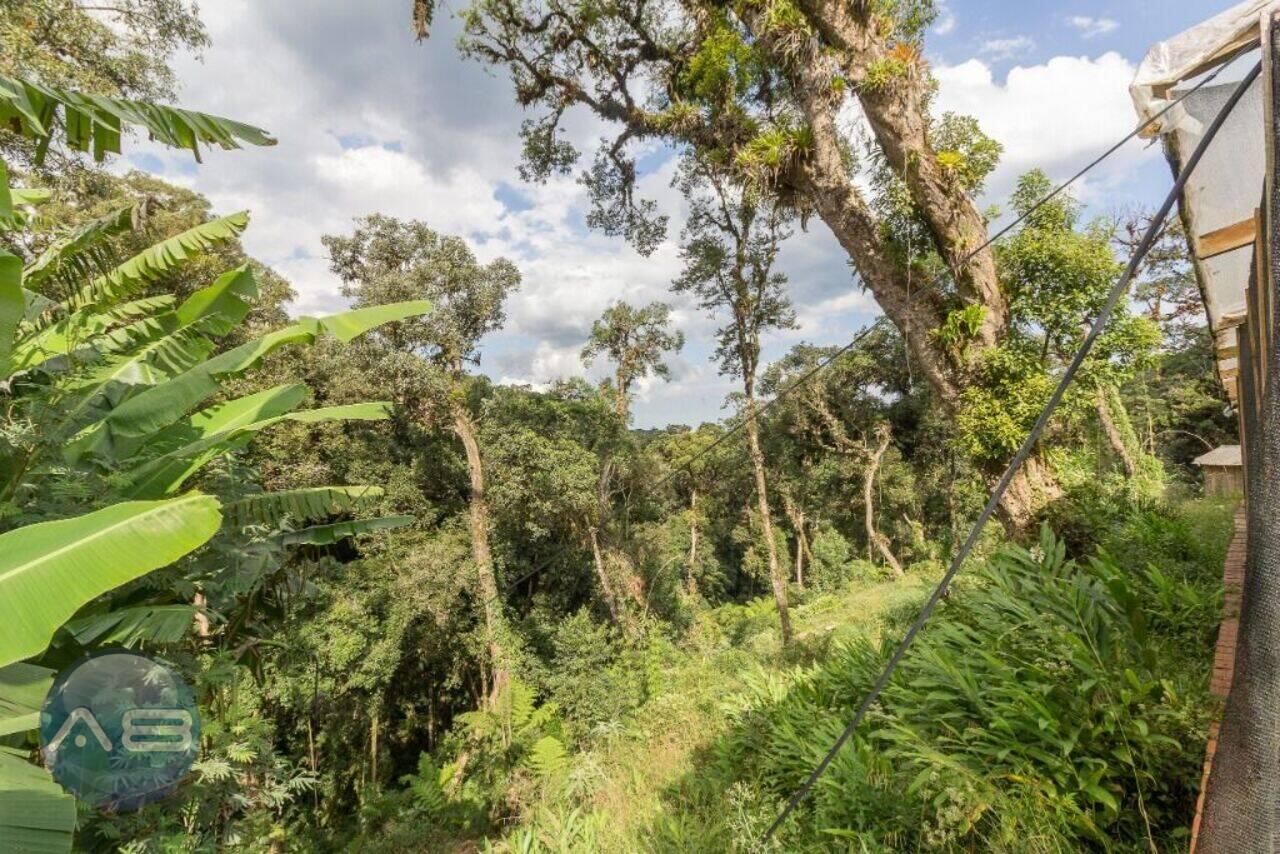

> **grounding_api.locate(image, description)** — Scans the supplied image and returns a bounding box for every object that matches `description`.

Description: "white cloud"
[1067,15,1119,39]
[933,52,1154,205]
[933,0,956,36]
[979,36,1034,61]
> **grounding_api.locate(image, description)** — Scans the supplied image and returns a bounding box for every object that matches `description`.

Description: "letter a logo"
[44,707,112,754]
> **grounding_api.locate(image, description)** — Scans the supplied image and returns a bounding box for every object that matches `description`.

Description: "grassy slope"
[493,571,938,851]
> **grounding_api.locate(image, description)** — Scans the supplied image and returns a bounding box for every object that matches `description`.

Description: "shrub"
[807,525,853,591]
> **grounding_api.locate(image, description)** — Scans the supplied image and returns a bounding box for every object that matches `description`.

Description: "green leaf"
[9,296,178,376]
[22,204,136,290]
[121,400,390,498]
[0,748,76,854]
[0,251,21,373]
[0,664,53,737]
[174,265,258,335]
[276,515,415,547]
[68,300,430,458]
[0,493,222,668]
[64,605,196,648]
[65,211,249,308]
[0,72,275,163]
[224,486,385,528]
[309,299,434,342]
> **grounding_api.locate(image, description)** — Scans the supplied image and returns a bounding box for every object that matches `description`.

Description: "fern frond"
[526,735,569,781]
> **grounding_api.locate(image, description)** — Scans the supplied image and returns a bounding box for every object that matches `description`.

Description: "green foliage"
[0,1,208,103]
[528,610,646,735]
[0,494,220,667]
[0,71,275,165]
[704,523,1217,850]
[806,525,854,591]
[679,18,759,104]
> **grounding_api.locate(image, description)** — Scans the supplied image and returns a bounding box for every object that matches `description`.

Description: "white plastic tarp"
[1131,0,1268,136]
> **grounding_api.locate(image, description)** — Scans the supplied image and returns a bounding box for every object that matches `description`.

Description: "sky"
[125,0,1231,428]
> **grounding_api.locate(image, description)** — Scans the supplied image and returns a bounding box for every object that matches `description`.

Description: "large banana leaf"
[0,493,222,668]
[52,267,261,427]
[277,515,416,547]
[9,295,177,375]
[0,663,53,736]
[122,402,392,498]
[65,211,250,308]
[67,300,431,459]
[22,204,137,291]
[173,265,257,335]
[0,748,75,854]
[224,486,386,528]
[0,72,275,163]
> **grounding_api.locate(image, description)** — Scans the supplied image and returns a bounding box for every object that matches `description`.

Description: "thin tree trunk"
[865,425,904,578]
[1096,387,1138,477]
[451,399,509,706]
[370,709,379,790]
[781,491,811,586]
[193,591,210,639]
[744,392,793,646]
[686,488,700,597]
[589,524,624,625]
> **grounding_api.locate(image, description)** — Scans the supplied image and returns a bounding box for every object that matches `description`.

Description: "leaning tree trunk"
[744,389,793,646]
[739,11,1058,531]
[1095,386,1138,477]
[451,399,509,705]
[588,524,625,626]
[865,425,904,578]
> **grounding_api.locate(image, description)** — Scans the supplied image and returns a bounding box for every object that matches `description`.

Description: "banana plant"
[0,89,423,849]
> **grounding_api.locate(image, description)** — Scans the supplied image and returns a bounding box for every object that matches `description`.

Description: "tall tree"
[446,0,1061,527]
[673,155,796,644]
[990,171,1159,485]
[579,300,683,622]
[323,215,521,702]
[581,300,684,422]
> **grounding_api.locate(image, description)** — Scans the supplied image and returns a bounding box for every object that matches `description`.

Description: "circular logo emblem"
[39,650,200,811]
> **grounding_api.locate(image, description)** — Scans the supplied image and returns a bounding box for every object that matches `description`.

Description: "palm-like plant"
[0,77,427,852]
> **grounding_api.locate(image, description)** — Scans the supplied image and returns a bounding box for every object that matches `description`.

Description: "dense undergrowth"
[337,495,1233,852]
